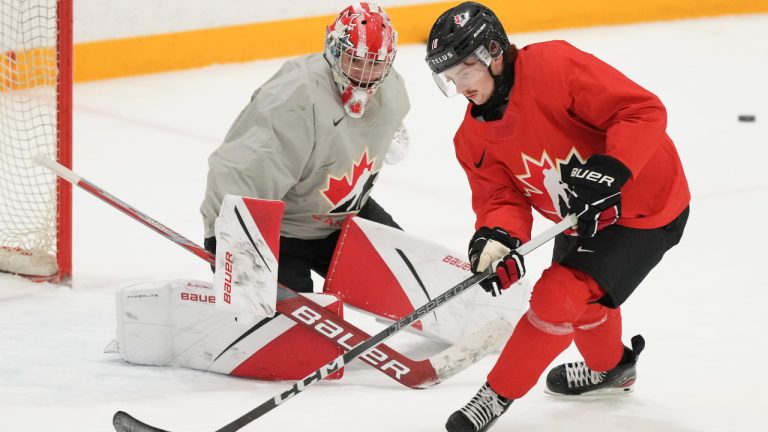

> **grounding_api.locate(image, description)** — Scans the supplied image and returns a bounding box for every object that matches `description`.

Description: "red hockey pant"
[487,263,624,399]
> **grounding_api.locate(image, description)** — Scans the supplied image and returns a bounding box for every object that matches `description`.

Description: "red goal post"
[0,0,72,283]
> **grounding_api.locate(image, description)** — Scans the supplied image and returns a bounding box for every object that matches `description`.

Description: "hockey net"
[0,0,72,281]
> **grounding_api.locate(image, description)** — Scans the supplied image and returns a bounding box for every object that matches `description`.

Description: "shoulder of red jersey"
[519,40,590,70]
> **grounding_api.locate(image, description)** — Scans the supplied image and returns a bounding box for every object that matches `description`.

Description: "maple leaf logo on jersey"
[515,148,587,217]
[322,150,379,214]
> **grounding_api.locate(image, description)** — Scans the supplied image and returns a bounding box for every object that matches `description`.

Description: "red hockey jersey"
[454,41,690,241]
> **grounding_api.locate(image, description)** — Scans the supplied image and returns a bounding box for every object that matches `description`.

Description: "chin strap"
[471,59,516,121]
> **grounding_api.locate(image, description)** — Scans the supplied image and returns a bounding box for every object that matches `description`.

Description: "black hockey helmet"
[425,2,510,75]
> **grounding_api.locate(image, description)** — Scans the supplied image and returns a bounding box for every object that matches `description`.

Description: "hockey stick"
[113,216,576,432]
[33,154,509,389]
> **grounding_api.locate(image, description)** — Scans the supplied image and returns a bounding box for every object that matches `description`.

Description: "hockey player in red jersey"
[425,2,690,431]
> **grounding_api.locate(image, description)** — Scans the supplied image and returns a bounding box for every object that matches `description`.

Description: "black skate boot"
[445,382,512,432]
[546,334,645,396]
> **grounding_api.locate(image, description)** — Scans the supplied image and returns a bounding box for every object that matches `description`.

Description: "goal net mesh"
[0,0,61,276]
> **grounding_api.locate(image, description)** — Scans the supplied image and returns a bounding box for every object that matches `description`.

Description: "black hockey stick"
[112,215,576,432]
[34,154,512,389]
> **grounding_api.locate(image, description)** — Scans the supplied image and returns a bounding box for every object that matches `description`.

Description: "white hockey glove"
[468,227,526,296]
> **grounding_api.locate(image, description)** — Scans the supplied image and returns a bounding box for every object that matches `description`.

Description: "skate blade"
[544,383,635,397]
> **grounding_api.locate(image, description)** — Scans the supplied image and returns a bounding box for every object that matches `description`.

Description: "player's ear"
[490,50,505,75]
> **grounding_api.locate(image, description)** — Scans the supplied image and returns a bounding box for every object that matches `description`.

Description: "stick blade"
[424,317,513,388]
[113,411,171,432]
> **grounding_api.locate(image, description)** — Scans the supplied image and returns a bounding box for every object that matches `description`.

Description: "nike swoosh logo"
[333,115,345,127]
[577,246,595,253]
[474,148,486,168]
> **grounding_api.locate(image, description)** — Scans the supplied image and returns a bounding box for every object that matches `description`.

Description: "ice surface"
[1,14,767,432]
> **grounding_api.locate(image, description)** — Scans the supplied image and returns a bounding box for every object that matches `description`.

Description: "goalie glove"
[468,227,525,296]
[562,155,632,238]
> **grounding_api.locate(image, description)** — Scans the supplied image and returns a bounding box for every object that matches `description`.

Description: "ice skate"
[445,382,512,432]
[546,335,645,396]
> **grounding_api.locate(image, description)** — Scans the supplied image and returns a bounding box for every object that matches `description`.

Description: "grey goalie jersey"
[201,53,410,240]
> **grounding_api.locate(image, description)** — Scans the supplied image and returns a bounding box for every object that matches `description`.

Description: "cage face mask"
[324,3,397,118]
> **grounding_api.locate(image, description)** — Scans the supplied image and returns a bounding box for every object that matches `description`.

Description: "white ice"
[2,14,767,432]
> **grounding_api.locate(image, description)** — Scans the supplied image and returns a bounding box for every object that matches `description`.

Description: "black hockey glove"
[204,236,216,273]
[561,155,631,238]
[468,227,526,296]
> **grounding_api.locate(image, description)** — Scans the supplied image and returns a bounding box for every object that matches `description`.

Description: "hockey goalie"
[110,195,532,385]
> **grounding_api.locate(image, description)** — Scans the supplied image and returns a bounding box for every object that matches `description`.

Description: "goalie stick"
[112,216,576,432]
[34,154,511,389]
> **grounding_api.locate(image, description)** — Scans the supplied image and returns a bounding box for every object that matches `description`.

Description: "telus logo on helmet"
[429,51,454,66]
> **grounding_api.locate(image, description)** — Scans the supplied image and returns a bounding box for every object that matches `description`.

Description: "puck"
[738,114,756,122]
